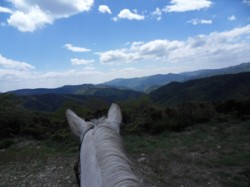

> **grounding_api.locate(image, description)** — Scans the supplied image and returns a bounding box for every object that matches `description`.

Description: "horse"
[66,103,141,187]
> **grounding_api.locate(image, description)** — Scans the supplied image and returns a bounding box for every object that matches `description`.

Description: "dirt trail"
[0,149,78,187]
[1,144,248,187]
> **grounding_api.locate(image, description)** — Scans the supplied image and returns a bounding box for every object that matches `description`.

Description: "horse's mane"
[92,117,141,186]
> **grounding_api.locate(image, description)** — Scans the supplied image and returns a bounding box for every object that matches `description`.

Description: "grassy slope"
[125,119,250,186]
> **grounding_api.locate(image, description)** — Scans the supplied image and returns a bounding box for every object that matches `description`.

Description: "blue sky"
[0,0,250,92]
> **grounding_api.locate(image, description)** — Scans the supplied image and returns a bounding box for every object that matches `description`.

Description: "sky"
[0,0,250,92]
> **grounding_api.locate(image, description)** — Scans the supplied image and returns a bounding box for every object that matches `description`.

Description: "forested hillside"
[150,72,250,105]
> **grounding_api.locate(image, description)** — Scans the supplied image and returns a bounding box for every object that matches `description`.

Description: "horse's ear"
[66,109,88,139]
[107,103,122,133]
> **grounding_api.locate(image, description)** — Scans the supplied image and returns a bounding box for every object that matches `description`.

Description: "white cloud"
[64,44,91,52]
[0,6,13,14]
[98,40,183,65]
[151,8,162,21]
[228,15,236,21]
[113,9,144,21]
[187,19,212,25]
[71,58,94,65]
[0,54,37,91]
[7,5,53,32]
[1,25,250,92]
[98,5,111,14]
[5,0,94,32]
[84,66,96,70]
[0,54,35,70]
[99,49,141,65]
[98,25,250,66]
[243,0,250,6]
[163,0,212,12]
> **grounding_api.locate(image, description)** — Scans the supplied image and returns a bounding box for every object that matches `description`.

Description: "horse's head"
[66,103,140,186]
[66,103,122,140]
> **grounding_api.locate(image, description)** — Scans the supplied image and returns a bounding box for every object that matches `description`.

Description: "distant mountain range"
[150,72,250,105]
[9,84,106,95]
[104,62,250,92]
[5,62,250,111]
[9,84,144,97]
[8,62,250,95]
[9,86,145,111]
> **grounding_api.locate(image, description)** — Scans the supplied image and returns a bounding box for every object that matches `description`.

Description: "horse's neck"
[80,127,140,187]
[80,130,102,187]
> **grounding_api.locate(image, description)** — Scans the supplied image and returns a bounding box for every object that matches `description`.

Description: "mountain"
[20,94,93,111]
[8,84,145,111]
[9,84,103,95]
[104,73,190,93]
[10,84,143,97]
[105,62,250,92]
[180,62,250,78]
[9,62,250,95]
[16,88,145,111]
[150,72,250,105]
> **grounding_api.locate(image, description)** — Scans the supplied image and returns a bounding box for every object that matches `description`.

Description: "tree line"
[1,93,250,148]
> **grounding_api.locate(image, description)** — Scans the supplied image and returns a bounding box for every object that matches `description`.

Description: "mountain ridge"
[105,62,250,92]
[8,84,106,95]
[7,62,250,95]
[4,71,250,111]
[150,71,250,105]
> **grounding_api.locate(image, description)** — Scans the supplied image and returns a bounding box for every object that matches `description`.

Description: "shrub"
[0,139,15,149]
[176,102,216,124]
[51,129,76,144]
[215,99,250,118]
